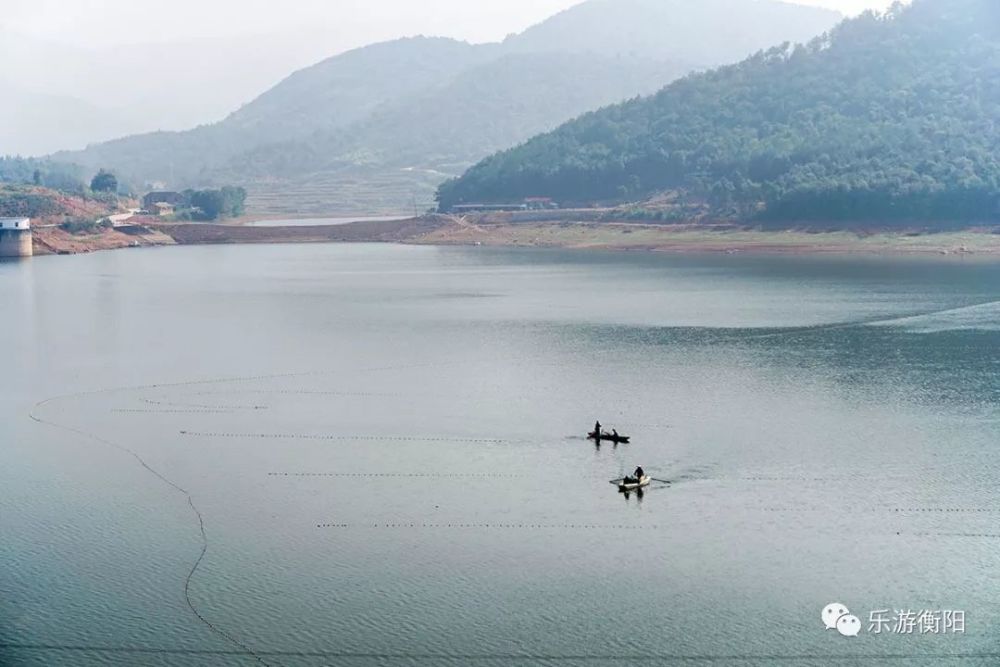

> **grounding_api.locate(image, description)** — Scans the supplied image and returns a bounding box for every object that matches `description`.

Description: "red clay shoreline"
[28,214,1000,258]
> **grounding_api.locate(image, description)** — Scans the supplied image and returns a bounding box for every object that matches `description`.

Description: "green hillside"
[438,0,1000,226]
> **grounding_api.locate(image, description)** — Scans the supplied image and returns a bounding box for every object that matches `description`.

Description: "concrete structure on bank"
[0,218,33,257]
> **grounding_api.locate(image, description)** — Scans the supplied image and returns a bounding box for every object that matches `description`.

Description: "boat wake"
[864,300,1000,333]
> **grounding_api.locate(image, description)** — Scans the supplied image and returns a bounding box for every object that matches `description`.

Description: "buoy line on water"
[28,391,274,667]
[317,523,660,530]
[188,388,411,399]
[757,506,1000,514]
[113,408,235,415]
[181,431,509,444]
[142,398,269,411]
[12,644,998,662]
[268,472,524,478]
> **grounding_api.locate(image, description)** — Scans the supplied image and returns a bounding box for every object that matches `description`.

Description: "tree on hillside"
[190,190,225,220]
[189,186,247,220]
[90,169,119,193]
[220,186,247,217]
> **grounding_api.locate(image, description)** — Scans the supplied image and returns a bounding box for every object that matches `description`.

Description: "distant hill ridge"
[502,0,839,66]
[438,0,1000,226]
[51,0,843,215]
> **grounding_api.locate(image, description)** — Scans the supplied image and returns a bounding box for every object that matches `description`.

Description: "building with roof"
[142,191,185,214]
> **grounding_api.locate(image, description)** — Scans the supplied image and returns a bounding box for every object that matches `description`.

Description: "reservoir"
[3,244,1000,665]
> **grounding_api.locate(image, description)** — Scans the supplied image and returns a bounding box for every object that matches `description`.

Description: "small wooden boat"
[588,431,630,444]
[618,475,651,491]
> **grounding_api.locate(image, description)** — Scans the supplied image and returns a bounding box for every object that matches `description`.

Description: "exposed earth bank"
[31,213,1000,258]
[33,223,176,255]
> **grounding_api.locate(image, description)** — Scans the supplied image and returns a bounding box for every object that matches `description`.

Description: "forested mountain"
[50,0,842,214]
[438,0,1000,226]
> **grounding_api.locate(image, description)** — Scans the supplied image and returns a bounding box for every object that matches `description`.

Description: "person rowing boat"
[619,466,649,490]
[587,423,630,443]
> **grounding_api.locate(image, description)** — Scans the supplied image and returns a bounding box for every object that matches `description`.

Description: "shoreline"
[411,219,1000,257]
[29,214,1000,258]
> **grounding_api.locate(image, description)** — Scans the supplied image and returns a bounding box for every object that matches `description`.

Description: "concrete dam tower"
[0,218,32,257]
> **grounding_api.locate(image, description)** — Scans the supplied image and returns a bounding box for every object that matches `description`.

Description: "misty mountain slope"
[347,52,688,170]
[439,0,1000,226]
[222,37,494,142]
[222,52,687,179]
[0,29,353,152]
[50,0,844,213]
[503,0,841,66]
[207,51,688,215]
[0,84,142,156]
[52,37,489,185]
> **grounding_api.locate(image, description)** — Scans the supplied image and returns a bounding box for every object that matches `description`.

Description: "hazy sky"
[6,0,901,49]
[1,0,904,154]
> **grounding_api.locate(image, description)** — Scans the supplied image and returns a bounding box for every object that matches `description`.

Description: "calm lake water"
[2,244,1000,666]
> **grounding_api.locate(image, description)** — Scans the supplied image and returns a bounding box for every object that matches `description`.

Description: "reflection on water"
[2,244,1000,666]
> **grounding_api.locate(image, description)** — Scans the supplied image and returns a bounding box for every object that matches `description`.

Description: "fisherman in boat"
[612,428,619,440]
[594,420,602,438]
[634,465,645,480]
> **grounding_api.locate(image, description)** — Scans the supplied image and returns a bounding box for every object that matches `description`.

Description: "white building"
[0,218,30,230]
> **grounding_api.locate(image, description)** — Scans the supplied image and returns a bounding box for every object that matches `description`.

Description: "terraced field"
[244,167,448,217]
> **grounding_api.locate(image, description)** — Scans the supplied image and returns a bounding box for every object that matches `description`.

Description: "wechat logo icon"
[823,603,861,637]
